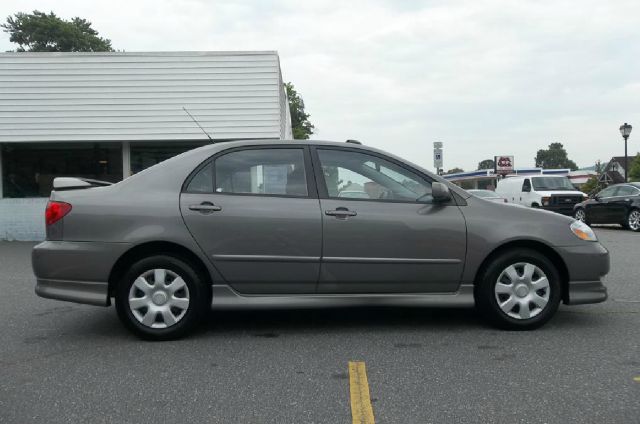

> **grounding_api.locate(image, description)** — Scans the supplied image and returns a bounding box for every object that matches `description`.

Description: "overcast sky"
[2,0,639,172]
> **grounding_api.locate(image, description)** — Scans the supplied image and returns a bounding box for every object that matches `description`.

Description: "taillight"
[45,201,72,226]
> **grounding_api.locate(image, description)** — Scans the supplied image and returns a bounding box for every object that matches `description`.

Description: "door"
[313,147,467,294]
[609,185,639,222]
[586,185,619,223]
[180,146,322,294]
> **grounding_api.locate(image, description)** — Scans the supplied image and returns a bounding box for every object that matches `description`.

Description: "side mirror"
[432,182,452,202]
[523,185,531,193]
[593,195,601,201]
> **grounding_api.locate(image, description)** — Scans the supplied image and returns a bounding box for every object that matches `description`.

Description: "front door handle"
[325,208,357,218]
[189,202,222,213]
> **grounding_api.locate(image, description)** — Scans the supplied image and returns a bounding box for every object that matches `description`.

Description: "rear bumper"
[35,278,109,306]
[32,240,131,306]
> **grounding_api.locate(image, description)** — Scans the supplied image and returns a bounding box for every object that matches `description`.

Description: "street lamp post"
[619,123,632,182]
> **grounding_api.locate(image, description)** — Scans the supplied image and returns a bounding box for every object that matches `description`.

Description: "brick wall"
[0,198,47,241]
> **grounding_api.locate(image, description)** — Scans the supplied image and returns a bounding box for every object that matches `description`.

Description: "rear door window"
[214,148,309,197]
[617,186,639,197]
[185,162,214,193]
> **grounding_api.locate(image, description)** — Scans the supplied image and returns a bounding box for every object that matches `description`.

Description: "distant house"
[0,51,292,240]
[599,156,630,185]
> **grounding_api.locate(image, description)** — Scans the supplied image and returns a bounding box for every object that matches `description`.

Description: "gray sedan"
[33,140,609,340]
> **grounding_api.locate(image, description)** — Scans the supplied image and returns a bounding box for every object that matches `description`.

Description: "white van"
[496,175,587,215]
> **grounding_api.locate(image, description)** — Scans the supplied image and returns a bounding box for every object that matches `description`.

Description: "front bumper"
[541,204,577,216]
[32,240,131,306]
[557,242,610,305]
[565,280,607,305]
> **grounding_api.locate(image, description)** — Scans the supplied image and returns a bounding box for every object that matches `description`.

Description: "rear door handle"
[189,202,222,213]
[325,208,357,218]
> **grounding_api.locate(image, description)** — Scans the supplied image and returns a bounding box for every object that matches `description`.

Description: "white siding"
[0,51,291,142]
[0,198,47,241]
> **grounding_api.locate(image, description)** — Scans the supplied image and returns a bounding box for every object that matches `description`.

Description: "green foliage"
[629,153,640,182]
[534,142,578,171]
[581,176,600,196]
[285,82,314,139]
[2,11,113,52]
[478,159,495,170]
[445,167,464,175]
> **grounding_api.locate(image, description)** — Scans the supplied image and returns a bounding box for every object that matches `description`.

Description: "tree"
[285,82,314,139]
[2,11,113,52]
[629,153,640,182]
[534,142,578,170]
[478,159,495,170]
[581,176,600,196]
[445,167,464,175]
[594,160,604,175]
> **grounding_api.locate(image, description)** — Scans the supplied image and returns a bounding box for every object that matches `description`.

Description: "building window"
[130,142,208,175]
[1,143,122,198]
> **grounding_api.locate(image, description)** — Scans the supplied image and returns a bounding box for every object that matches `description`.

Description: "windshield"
[531,176,576,191]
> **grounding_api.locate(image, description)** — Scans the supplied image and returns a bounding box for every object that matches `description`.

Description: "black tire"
[475,248,562,330]
[115,255,209,340]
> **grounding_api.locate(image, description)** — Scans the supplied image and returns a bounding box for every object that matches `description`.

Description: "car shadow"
[202,307,482,336]
[53,304,610,342]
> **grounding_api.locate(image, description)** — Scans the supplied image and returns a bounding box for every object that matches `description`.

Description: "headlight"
[570,220,597,242]
[542,197,551,206]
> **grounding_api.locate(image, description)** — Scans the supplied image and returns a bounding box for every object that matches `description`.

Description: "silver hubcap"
[128,269,190,329]
[494,262,550,320]
[575,209,586,222]
[629,210,640,231]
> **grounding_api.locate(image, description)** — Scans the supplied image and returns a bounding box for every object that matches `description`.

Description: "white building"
[0,51,292,240]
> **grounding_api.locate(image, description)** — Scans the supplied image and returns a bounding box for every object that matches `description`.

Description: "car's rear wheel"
[115,255,209,340]
[626,209,640,232]
[574,208,589,225]
[475,248,562,330]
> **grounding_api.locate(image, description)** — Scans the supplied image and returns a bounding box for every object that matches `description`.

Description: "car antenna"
[182,106,215,143]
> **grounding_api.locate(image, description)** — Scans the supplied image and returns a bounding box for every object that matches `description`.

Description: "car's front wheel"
[475,248,562,330]
[115,255,209,340]
[574,208,589,225]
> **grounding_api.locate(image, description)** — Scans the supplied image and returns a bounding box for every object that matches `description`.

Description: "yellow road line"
[634,376,640,383]
[349,361,375,424]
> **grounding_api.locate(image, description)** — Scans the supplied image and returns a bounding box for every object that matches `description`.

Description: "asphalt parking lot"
[0,227,638,424]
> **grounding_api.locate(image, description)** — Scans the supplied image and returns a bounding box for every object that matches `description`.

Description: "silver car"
[32,140,609,340]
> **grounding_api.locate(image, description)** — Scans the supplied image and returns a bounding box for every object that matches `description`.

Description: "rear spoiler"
[53,177,113,191]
